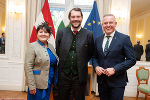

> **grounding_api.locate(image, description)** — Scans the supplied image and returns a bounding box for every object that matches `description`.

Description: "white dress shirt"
[102,31,115,52]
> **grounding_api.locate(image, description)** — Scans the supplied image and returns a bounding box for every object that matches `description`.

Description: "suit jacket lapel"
[63,27,73,61]
[106,31,118,56]
[97,34,105,56]
[66,27,73,52]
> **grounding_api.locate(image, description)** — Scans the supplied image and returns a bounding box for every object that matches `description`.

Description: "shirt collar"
[37,40,46,47]
[71,26,82,32]
[104,31,115,38]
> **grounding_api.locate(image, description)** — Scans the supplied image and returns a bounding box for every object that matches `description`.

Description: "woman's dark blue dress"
[27,43,57,100]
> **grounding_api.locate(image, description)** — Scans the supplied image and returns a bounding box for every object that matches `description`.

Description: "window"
[50,8,65,33]
[81,9,91,27]
[49,0,65,4]
[49,0,94,36]
[74,0,94,6]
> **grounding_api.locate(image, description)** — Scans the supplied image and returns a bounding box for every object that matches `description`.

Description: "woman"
[25,22,58,100]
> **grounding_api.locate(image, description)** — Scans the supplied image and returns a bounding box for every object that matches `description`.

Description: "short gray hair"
[103,14,116,21]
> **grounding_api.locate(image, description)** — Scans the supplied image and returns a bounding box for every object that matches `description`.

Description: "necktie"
[104,36,111,55]
[73,31,77,35]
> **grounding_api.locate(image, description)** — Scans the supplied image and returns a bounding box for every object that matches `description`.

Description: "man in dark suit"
[56,8,94,100]
[133,41,143,61]
[145,40,150,61]
[93,14,136,100]
[0,33,5,54]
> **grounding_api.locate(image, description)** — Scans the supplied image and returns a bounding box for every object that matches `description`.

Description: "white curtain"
[103,0,112,15]
[96,0,112,20]
[25,0,45,44]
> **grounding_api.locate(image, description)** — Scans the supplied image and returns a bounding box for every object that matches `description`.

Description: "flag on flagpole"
[84,1,103,66]
[57,4,72,29]
[58,20,65,29]
[84,1,103,41]
[29,0,55,47]
[58,19,71,29]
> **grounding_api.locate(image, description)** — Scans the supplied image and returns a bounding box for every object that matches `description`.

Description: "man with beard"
[56,8,94,100]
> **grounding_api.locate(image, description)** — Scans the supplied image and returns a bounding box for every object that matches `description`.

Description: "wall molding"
[131,10,150,20]
[0,84,23,91]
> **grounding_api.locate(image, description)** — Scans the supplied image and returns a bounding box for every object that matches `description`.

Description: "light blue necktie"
[104,36,111,55]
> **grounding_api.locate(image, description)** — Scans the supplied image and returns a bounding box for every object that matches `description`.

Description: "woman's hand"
[30,89,36,95]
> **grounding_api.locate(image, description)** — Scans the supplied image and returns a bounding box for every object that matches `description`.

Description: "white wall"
[0,0,26,91]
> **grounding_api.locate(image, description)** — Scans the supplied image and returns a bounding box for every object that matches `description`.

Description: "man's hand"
[95,66,105,76]
[104,68,115,77]
[30,89,36,95]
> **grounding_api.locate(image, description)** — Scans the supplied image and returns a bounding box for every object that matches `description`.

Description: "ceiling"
[131,0,150,17]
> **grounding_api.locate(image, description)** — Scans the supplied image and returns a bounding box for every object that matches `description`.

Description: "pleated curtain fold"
[25,0,45,45]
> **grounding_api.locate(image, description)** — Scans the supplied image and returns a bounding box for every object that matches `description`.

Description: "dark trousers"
[146,57,150,61]
[59,72,85,100]
[136,56,141,61]
[98,81,125,100]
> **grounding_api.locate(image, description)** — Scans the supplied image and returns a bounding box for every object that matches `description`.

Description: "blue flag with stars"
[84,1,103,66]
[84,1,103,41]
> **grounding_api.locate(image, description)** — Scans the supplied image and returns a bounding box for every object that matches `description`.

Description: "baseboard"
[0,84,23,91]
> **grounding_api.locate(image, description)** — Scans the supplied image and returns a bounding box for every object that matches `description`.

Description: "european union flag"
[84,1,103,41]
[84,1,103,66]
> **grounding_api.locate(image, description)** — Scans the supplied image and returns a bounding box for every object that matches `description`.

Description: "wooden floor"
[0,90,145,100]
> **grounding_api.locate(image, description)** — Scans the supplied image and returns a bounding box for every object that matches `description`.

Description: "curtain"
[25,0,45,45]
[96,0,112,20]
[103,0,112,15]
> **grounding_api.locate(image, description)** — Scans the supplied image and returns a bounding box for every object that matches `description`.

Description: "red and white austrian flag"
[30,0,55,47]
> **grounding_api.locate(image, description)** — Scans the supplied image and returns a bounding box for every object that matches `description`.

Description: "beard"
[72,24,81,28]
[70,21,81,28]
